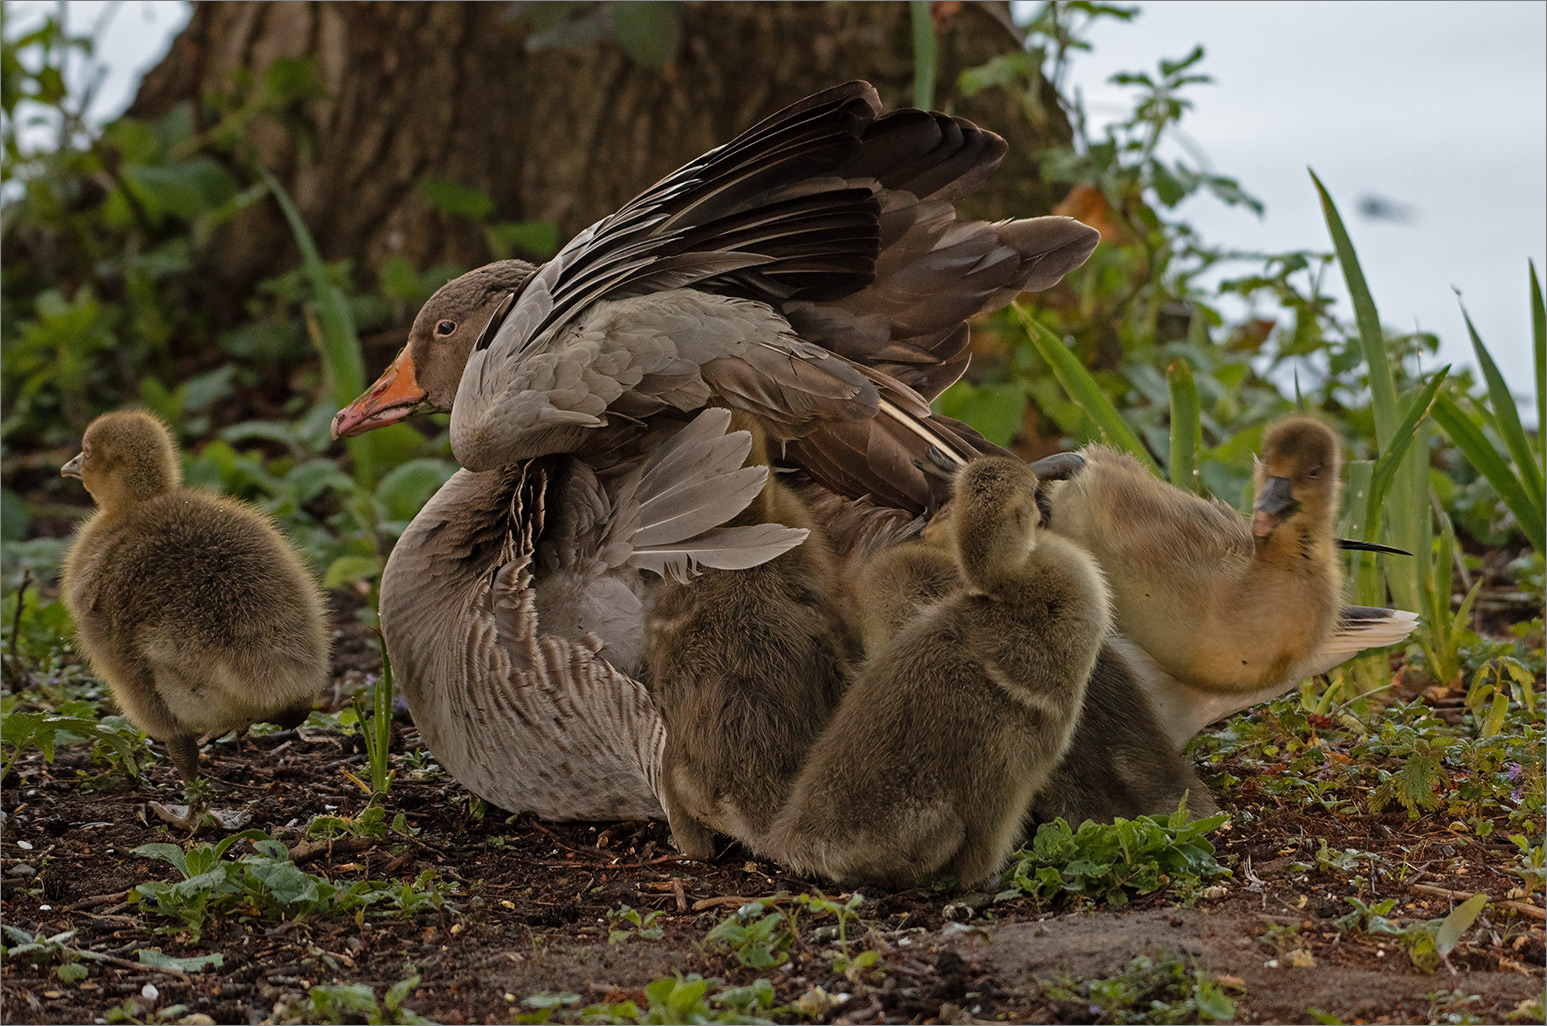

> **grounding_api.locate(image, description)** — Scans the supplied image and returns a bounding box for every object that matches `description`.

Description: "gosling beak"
[331,348,433,440]
[61,453,84,480]
[1251,475,1296,537]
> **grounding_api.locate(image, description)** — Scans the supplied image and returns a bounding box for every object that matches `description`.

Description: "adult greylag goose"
[1042,416,1419,746]
[60,410,329,786]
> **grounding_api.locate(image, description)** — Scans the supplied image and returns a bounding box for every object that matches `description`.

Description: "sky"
[1055,1,1546,406]
[9,1,1546,411]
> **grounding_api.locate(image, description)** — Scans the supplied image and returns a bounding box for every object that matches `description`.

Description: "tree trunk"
[130,1,1072,300]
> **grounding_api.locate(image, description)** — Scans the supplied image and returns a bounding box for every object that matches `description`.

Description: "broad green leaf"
[1432,393,1545,551]
[324,555,382,589]
[137,949,224,971]
[609,2,682,68]
[415,178,496,220]
[376,458,458,521]
[1016,304,1158,473]
[486,220,561,261]
[1531,261,1544,457]
[1167,355,1200,492]
[1434,892,1488,956]
[125,158,238,221]
[911,1,936,108]
[933,380,1026,448]
[132,842,191,877]
[1367,368,1448,516]
[1458,301,1543,503]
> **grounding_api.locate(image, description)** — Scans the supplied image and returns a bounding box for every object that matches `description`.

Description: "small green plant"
[1041,953,1237,1024]
[1335,893,1489,972]
[996,799,1229,907]
[1,925,92,982]
[1,699,153,780]
[129,831,456,941]
[304,804,416,841]
[577,974,778,1026]
[273,975,433,1025]
[703,901,795,969]
[605,903,664,943]
[349,640,396,794]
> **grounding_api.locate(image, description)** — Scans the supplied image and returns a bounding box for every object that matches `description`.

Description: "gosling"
[1045,416,1343,696]
[644,412,854,859]
[769,456,1110,889]
[60,410,329,784]
[1028,638,1219,826]
[866,514,1217,827]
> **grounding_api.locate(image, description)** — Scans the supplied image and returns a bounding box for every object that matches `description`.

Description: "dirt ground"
[2,607,1543,1026]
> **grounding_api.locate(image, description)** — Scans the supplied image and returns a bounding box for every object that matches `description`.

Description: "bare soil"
[4,633,1544,1026]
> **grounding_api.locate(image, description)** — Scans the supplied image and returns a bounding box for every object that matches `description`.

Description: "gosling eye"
[434,319,456,337]
[1306,466,1322,479]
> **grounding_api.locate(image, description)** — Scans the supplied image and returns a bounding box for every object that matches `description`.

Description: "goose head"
[62,410,181,514]
[951,456,1041,593]
[1250,417,1341,542]
[331,259,538,439]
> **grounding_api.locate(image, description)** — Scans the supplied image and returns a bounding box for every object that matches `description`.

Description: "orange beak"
[331,348,433,440]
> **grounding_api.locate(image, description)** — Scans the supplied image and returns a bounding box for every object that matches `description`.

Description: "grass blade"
[1435,893,1488,957]
[1368,367,1448,515]
[1342,460,1384,601]
[1458,300,1543,502]
[1167,357,1200,492]
[257,165,365,408]
[258,164,375,486]
[1312,170,1397,443]
[1015,303,1159,473]
[1312,169,1423,612]
[1531,260,1544,461]
[910,1,936,109]
[1431,393,1546,551]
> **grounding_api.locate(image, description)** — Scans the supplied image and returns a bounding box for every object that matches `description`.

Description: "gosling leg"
[165,733,201,784]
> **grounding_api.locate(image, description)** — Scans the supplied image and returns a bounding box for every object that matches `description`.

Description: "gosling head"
[331,259,539,438]
[1251,417,1341,540]
[950,456,1041,592]
[62,410,182,514]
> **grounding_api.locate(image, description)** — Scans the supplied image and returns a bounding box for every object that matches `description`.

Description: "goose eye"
[435,320,456,337]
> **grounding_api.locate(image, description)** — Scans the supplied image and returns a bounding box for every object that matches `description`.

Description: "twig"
[8,567,32,668]
[1410,882,1546,922]
[81,950,191,984]
[671,877,687,913]
[689,894,796,913]
[287,835,377,865]
[63,890,128,911]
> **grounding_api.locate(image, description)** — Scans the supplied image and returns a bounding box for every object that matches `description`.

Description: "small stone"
[6,863,37,878]
[142,984,159,1002]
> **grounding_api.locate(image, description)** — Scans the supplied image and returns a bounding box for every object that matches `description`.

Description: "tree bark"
[130,1,1072,299]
